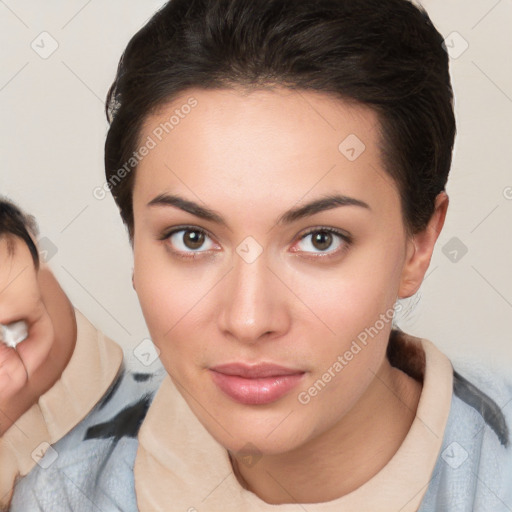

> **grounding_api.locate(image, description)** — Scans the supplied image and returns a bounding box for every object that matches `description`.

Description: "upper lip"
[210,363,304,378]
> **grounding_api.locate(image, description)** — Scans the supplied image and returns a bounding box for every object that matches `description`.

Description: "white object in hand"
[0,321,29,349]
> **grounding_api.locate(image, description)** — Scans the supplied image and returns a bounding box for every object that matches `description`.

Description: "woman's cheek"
[134,267,207,372]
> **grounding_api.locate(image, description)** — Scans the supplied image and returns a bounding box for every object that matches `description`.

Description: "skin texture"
[0,234,77,435]
[132,87,448,504]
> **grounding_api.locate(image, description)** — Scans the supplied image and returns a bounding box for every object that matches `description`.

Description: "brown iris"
[311,231,333,251]
[183,230,205,250]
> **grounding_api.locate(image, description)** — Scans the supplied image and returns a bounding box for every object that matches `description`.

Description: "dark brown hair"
[0,197,40,270]
[105,0,456,241]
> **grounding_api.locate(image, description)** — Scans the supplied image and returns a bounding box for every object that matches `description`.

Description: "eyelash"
[158,225,352,261]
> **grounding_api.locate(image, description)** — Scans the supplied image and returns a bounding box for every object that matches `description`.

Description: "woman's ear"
[132,269,136,291]
[398,191,449,299]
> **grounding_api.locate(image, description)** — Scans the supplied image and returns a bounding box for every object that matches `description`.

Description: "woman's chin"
[191,403,311,456]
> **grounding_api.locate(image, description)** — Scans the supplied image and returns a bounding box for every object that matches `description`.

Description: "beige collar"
[134,336,453,511]
[0,308,123,506]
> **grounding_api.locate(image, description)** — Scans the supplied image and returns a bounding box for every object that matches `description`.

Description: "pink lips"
[209,363,305,405]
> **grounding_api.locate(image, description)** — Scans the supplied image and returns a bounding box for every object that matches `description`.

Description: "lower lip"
[210,370,305,405]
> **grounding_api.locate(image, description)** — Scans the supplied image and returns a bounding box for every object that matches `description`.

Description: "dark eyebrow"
[277,194,370,224]
[147,193,370,226]
[147,194,226,225]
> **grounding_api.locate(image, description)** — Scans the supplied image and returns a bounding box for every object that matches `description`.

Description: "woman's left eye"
[292,228,350,256]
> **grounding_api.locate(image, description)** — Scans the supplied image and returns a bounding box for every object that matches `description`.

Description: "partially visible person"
[0,198,126,508]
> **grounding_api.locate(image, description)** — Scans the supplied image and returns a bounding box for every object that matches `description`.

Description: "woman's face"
[132,87,413,454]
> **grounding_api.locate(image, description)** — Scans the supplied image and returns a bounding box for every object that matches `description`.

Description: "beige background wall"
[1,1,511,372]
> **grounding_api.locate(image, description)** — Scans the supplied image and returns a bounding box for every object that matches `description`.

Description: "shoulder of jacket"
[451,359,512,448]
[419,361,512,511]
[8,364,167,511]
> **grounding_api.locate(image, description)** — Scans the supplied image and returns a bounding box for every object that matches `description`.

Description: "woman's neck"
[231,357,422,505]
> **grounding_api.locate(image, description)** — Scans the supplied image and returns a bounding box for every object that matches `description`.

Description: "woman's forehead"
[133,88,396,209]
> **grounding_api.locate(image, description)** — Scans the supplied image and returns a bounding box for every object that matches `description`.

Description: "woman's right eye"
[164,227,219,256]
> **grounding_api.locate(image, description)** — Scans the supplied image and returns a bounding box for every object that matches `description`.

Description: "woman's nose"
[217,250,291,345]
